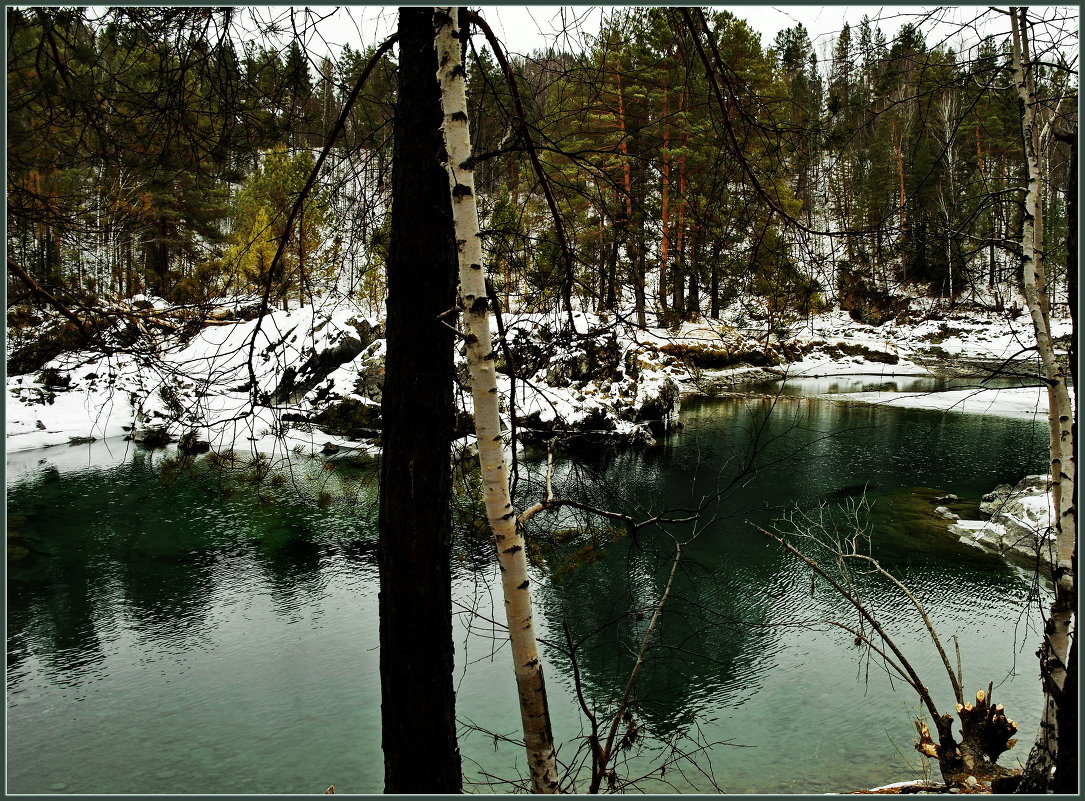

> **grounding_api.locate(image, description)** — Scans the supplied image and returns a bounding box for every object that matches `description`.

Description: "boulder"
[979,484,1015,516]
[980,475,1049,519]
[313,398,382,439]
[272,318,382,405]
[177,430,210,454]
[133,426,172,448]
[950,475,1054,567]
[633,377,681,435]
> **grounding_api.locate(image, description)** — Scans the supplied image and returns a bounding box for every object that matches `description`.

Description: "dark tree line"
[9,7,1075,329]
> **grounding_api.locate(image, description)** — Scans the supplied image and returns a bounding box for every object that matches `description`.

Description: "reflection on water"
[7,396,1051,794]
[740,373,1045,397]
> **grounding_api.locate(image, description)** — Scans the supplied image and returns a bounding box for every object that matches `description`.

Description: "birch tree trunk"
[434,8,560,793]
[1010,7,1076,792]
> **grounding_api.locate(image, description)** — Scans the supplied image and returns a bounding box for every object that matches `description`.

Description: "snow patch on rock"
[949,475,1056,566]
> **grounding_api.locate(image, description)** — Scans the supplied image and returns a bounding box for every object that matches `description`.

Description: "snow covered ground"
[6,296,384,457]
[7,296,1070,564]
[678,305,1069,419]
[824,385,1073,419]
[5,297,1072,455]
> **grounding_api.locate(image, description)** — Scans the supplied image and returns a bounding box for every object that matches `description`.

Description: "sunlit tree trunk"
[613,69,646,326]
[1010,7,1076,792]
[673,85,687,315]
[377,7,462,792]
[434,8,560,793]
[659,82,671,315]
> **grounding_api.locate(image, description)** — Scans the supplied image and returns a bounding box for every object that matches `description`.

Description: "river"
[6,387,1051,793]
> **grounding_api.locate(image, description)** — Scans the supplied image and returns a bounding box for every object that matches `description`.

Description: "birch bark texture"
[1010,7,1076,792]
[434,8,561,794]
[1010,3,1076,623]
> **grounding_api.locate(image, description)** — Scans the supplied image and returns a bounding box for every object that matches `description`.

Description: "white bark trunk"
[1011,7,1076,790]
[434,8,560,794]
[1011,7,1076,589]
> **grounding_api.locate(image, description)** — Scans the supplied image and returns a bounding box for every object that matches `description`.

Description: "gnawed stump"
[914,685,1020,785]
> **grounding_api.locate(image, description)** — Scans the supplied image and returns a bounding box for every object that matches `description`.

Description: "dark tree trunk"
[686,228,701,320]
[709,239,722,318]
[687,272,700,320]
[672,256,685,316]
[377,7,462,793]
[605,219,621,311]
[142,222,170,298]
[633,232,647,327]
[710,262,720,318]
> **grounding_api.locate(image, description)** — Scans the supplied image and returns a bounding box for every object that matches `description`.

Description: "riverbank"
[7,363,1049,795]
[6,294,1071,457]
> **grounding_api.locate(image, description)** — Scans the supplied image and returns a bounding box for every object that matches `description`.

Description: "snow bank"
[6,297,1072,459]
[824,385,1073,420]
[495,312,682,444]
[949,475,1057,566]
[6,296,383,459]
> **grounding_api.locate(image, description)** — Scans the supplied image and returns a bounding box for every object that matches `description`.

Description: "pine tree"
[376,7,461,792]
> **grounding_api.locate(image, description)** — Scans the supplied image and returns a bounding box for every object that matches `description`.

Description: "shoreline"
[6,301,1070,455]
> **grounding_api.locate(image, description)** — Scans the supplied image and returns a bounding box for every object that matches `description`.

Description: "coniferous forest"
[7,7,1076,321]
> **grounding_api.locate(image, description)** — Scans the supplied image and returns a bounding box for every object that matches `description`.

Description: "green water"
[7,396,1050,793]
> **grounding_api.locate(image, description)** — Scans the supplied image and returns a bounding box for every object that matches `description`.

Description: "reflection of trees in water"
[8,551,111,683]
[248,514,329,621]
[682,396,1047,511]
[537,533,777,742]
[526,396,1047,757]
[6,455,379,681]
[118,551,217,640]
[521,441,778,744]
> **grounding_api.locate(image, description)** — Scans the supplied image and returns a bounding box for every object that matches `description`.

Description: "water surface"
[7,395,1051,793]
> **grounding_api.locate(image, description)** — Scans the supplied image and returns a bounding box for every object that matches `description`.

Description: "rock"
[934,506,960,520]
[321,442,340,455]
[935,493,958,502]
[133,427,172,448]
[950,475,1055,568]
[177,431,210,454]
[272,323,374,404]
[312,398,382,438]
[627,423,657,447]
[633,377,681,434]
[980,476,1048,517]
[495,316,686,446]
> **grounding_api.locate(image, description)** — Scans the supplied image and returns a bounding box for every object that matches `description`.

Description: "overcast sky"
[298,5,913,54]
[251,5,1076,69]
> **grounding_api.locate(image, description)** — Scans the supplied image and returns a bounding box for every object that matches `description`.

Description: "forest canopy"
[7,5,1077,325]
